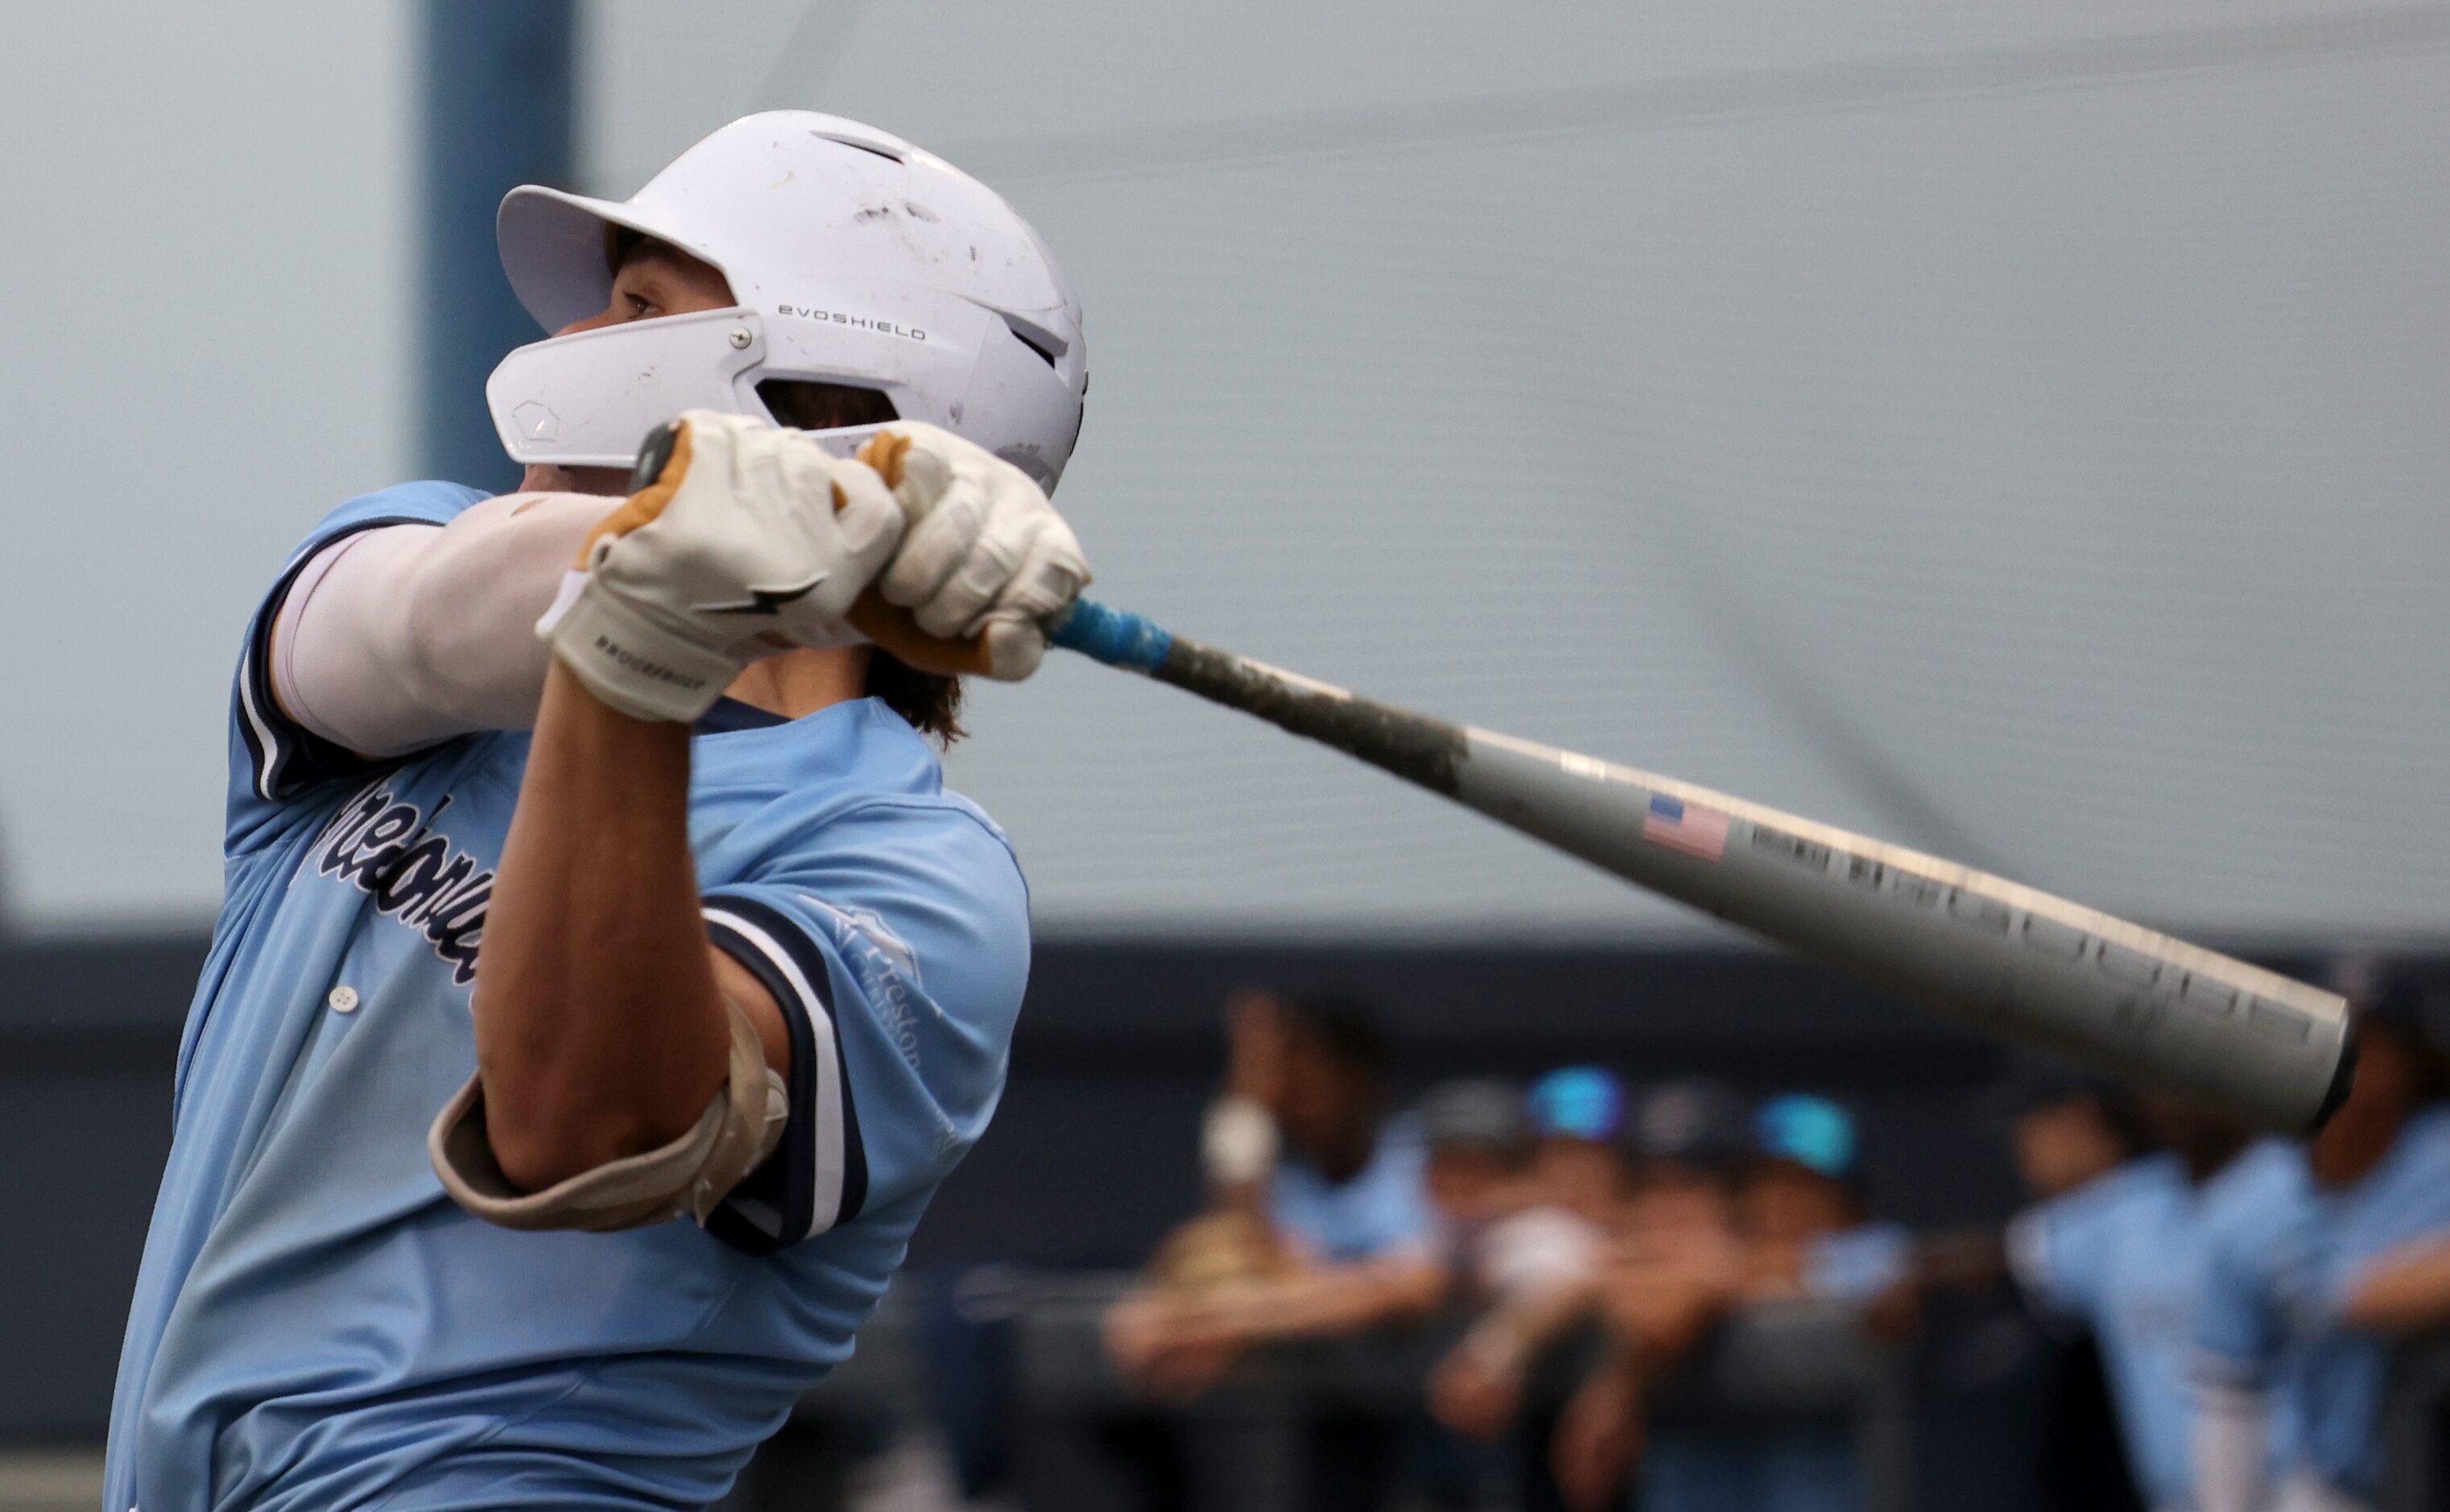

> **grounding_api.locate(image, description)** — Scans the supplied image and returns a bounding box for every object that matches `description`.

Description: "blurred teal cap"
[1527,1066,1625,1142]
[1754,1093,1857,1179]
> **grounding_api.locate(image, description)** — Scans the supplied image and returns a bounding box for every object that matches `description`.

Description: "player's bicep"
[226,482,488,848]
[273,493,610,757]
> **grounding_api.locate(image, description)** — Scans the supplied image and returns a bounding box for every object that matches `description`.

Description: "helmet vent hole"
[812,130,903,163]
[758,379,900,431]
[1011,329,1060,370]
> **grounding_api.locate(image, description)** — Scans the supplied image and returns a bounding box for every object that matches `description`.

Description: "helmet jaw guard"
[486,308,768,469]
[485,112,1088,490]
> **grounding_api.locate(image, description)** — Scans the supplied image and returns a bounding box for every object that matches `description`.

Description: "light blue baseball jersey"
[1803,1220,1911,1303]
[105,482,1031,1511]
[2007,1145,2298,1507]
[1268,1115,1435,1265]
[2194,1106,2450,1498]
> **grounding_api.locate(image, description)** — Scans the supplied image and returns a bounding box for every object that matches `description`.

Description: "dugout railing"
[764,1274,2450,1512]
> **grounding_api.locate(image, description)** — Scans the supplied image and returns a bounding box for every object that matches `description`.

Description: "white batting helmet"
[485,112,1088,490]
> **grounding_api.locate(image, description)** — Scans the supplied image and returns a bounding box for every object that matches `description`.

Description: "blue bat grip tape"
[1050,598,1172,673]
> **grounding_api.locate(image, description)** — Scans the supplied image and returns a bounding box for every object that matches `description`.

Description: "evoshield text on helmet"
[485,113,1088,491]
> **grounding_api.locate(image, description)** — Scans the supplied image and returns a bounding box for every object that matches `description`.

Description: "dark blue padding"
[701,895,870,1254]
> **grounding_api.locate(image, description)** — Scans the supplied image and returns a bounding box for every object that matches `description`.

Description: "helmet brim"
[496,184,729,335]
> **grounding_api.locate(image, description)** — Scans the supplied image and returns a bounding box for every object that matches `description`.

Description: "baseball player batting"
[107,114,1089,1509]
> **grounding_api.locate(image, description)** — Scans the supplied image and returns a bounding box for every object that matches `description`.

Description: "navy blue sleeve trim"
[235,514,441,804]
[701,894,870,1254]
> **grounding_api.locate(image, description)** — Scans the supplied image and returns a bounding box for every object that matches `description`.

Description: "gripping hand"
[856,423,1089,680]
[536,410,903,722]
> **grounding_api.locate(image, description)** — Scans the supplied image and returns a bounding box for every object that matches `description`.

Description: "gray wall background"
[6,1,2448,944]
[0,2,415,929]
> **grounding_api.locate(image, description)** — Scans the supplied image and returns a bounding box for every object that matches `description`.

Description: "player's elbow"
[483,1096,694,1196]
[477,1073,710,1191]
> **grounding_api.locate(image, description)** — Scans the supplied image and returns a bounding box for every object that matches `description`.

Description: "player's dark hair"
[866,652,965,745]
[758,378,899,431]
[1280,992,1393,1078]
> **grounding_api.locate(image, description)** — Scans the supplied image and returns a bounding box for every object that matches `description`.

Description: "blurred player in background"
[1599,1094,1898,1512]
[2002,1065,2150,1203]
[1523,1066,1634,1225]
[105,113,1091,1510]
[1545,1079,1753,1510]
[1989,1065,2154,1512]
[1103,989,1446,1510]
[2004,1088,2293,1512]
[1106,989,1444,1398]
[1417,1077,1536,1242]
[1424,1073,1612,1484]
[2194,977,2450,1512]
[1742,1094,1908,1306]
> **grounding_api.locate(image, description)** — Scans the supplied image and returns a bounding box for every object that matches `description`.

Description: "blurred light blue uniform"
[1270,1115,1435,1262]
[2007,1145,2297,1509]
[1639,1097,1903,1512]
[2194,1107,2450,1502]
[105,484,1031,1511]
[1806,1222,1911,1303]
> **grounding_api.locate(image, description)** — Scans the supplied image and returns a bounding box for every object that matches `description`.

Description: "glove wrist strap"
[538,571,742,724]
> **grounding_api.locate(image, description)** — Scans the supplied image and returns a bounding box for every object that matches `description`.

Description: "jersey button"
[328,985,362,1014]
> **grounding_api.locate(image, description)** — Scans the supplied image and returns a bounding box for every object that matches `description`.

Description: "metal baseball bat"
[1038,599,2354,1133]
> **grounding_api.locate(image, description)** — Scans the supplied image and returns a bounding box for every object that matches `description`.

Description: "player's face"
[561,242,737,336]
[1533,1137,1626,1223]
[1738,1159,1849,1245]
[2139,1094,2250,1179]
[1622,1163,1733,1237]
[2309,1027,2418,1188]
[520,240,739,497]
[1275,1048,1380,1171]
[1425,1146,1514,1222]
[2011,1098,2128,1199]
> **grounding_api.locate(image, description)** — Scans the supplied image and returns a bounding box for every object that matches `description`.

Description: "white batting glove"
[537,410,903,722]
[858,423,1089,681]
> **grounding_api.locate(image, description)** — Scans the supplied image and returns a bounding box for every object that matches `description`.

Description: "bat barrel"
[1454,731,2353,1131]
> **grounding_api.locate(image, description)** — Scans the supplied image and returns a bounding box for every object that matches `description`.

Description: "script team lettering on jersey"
[308,780,494,985]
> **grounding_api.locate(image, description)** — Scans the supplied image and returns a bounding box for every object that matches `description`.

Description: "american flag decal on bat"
[1642,795,1730,861]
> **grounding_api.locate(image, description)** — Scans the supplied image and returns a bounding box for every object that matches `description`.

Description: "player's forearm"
[473,662,731,1191]
[1469,1275,1601,1365]
[2341,1237,2450,1332]
[273,493,609,754]
[1234,1257,1447,1339]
